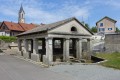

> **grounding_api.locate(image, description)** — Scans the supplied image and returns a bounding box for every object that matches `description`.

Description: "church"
[0,5,36,36]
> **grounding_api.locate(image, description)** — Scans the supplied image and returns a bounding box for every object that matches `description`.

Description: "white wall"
[0,31,10,36]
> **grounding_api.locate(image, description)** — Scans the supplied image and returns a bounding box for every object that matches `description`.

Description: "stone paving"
[48,64,120,80]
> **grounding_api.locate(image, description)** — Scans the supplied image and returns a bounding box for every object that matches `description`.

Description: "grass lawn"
[96,52,120,69]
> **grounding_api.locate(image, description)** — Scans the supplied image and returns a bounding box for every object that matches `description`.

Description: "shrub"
[0,36,17,42]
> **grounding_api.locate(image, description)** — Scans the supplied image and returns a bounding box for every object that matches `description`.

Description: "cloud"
[0,0,91,24]
[105,0,120,8]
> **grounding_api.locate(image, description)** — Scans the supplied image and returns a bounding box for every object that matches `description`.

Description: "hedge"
[0,36,17,42]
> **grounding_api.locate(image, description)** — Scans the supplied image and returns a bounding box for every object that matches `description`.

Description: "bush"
[0,36,17,42]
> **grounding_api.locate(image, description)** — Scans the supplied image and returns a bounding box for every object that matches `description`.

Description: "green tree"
[81,21,90,30]
[91,27,97,33]
[85,23,90,30]
[116,27,120,32]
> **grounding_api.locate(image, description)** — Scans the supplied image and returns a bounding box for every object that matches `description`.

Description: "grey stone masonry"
[76,38,82,59]
[105,34,120,53]
[63,38,70,62]
[45,37,53,64]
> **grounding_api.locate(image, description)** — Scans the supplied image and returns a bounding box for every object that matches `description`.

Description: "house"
[17,17,93,65]
[96,16,117,34]
[0,21,36,36]
[0,5,36,36]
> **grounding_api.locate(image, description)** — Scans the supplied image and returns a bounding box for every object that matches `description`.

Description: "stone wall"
[105,34,120,53]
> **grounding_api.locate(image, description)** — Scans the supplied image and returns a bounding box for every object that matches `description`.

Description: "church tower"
[18,4,25,23]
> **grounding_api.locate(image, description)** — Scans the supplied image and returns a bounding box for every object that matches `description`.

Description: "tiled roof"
[19,23,36,31]
[96,16,117,24]
[17,17,93,36]
[1,21,36,32]
[4,21,24,31]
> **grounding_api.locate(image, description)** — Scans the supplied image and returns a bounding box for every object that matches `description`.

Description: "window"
[108,28,112,30]
[71,27,77,32]
[99,28,105,32]
[100,23,103,27]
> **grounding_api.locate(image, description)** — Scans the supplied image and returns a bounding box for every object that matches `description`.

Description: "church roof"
[17,17,93,36]
[19,4,25,13]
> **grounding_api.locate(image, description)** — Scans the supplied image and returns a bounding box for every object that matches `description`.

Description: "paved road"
[48,64,120,80]
[0,55,74,80]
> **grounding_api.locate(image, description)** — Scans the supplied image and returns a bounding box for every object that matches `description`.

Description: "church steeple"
[18,4,25,23]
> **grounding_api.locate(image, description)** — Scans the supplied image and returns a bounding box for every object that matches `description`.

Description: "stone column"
[87,39,92,59]
[31,38,40,62]
[23,39,28,53]
[23,39,29,58]
[76,38,82,59]
[18,39,21,51]
[63,38,70,62]
[17,39,22,56]
[33,38,38,54]
[45,37,53,64]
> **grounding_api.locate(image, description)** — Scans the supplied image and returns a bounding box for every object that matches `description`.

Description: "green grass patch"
[0,36,17,42]
[96,52,120,69]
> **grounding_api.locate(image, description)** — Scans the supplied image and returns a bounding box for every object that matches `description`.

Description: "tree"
[91,27,97,33]
[85,23,90,30]
[81,21,90,30]
[116,27,120,32]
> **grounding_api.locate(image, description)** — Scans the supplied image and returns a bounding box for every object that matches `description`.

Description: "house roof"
[1,21,36,32]
[3,21,24,31]
[17,17,93,36]
[18,23,36,31]
[96,16,117,24]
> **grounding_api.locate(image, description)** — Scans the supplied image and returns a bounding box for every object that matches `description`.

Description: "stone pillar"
[18,39,21,51]
[87,39,92,59]
[45,37,53,64]
[23,39,29,58]
[76,38,82,59]
[63,38,70,62]
[17,39,22,56]
[31,38,40,62]
[33,38,38,54]
[23,39,28,53]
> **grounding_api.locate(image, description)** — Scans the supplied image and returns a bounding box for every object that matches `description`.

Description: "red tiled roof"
[4,21,24,31]
[2,21,36,32]
[19,23,36,31]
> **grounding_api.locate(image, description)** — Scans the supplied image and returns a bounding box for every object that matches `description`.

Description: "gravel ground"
[48,64,120,80]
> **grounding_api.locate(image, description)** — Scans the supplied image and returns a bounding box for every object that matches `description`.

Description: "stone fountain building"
[17,17,93,65]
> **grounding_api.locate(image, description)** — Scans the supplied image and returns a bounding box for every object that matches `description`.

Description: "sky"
[0,0,120,28]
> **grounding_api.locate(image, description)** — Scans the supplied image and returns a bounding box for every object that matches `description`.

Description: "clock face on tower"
[21,19,24,23]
